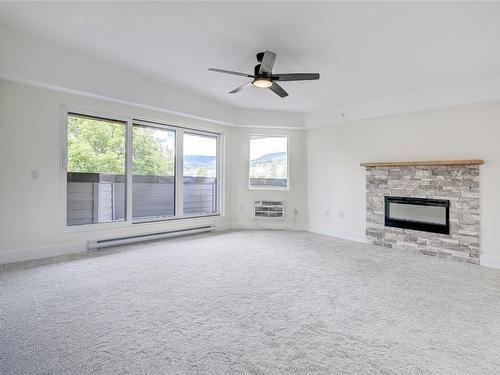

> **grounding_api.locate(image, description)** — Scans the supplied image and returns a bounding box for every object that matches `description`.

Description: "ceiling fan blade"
[269,82,288,98]
[229,82,252,94]
[209,68,254,78]
[258,51,276,76]
[272,73,320,81]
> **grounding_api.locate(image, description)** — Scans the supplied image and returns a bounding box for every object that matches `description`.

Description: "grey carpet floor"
[1,230,500,375]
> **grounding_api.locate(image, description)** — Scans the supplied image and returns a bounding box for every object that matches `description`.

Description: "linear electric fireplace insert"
[385,196,450,234]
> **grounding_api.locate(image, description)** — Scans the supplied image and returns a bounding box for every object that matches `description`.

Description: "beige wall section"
[0,79,232,263]
[229,127,308,230]
[307,101,500,259]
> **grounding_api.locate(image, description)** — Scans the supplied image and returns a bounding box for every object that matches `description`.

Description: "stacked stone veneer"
[366,165,480,264]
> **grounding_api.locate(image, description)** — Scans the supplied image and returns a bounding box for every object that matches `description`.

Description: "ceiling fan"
[209,51,320,98]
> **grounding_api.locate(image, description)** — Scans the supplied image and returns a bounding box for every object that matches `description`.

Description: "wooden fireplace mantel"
[360,159,484,167]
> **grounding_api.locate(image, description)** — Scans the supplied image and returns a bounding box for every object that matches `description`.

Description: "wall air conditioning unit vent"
[253,200,285,220]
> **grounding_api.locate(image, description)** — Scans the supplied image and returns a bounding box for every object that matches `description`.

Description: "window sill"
[132,213,221,224]
[249,186,290,191]
[63,213,222,233]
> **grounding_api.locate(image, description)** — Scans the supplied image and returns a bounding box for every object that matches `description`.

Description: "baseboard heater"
[88,225,215,250]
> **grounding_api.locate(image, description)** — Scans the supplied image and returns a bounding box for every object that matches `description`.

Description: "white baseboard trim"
[1,222,230,266]
[213,222,232,232]
[231,220,308,231]
[0,242,87,266]
[308,226,368,243]
[480,255,500,270]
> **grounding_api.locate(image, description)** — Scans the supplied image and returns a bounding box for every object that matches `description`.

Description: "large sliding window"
[65,110,221,226]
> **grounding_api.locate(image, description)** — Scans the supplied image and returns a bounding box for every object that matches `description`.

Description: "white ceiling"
[1,1,500,126]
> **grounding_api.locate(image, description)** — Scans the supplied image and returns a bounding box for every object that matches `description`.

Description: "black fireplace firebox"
[385,196,450,234]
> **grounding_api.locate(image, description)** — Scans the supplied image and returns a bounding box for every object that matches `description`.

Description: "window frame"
[248,134,290,191]
[181,130,221,218]
[131,122,177,222]
[60,104,223,231]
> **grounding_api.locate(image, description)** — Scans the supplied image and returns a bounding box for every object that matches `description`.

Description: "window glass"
[66,114,126,225]
[183,133,218,215]
[132,125,175,220]
[249,135,288,189]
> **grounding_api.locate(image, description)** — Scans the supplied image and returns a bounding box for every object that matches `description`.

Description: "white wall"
[307,101,500,260]
[229,127,308,230]
[0,79,232,264]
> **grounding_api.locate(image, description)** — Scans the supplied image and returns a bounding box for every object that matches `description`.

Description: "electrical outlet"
[338,211,344,219]
[31,169,39,179]
[293,208,298,216]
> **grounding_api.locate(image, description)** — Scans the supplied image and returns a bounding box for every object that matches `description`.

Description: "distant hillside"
[183,155,216,177]
[252,152,286,162]
[184,155,216,165]
[249,151,287,179]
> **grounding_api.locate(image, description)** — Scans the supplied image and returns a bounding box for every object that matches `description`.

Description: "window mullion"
[175,129,184,217]
[217,135,222,214]
[126,118,133,223]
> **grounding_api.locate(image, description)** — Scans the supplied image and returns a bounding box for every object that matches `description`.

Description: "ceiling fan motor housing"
[254,64,267,77]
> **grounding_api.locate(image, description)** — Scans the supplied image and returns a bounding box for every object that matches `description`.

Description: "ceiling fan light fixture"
[253,78,272,88]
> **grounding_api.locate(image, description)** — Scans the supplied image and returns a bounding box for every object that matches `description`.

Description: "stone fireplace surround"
[362,160,482,264]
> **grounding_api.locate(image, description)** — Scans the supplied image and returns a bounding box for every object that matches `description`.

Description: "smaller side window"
[249,135,288,189]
